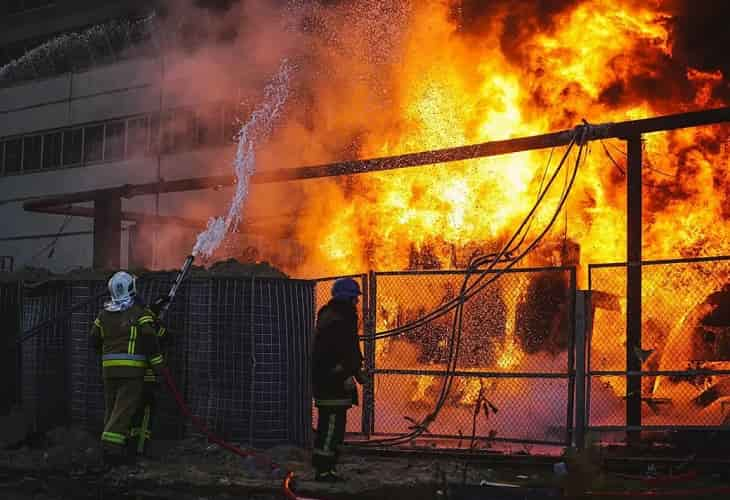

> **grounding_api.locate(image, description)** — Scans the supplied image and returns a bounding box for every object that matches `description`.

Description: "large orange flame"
[251,1,730,433]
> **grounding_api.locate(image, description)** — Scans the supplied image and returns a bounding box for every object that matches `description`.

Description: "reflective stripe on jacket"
[90,304,165,378]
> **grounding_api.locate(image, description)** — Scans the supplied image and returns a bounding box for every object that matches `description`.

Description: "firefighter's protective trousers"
[312,402,349,473]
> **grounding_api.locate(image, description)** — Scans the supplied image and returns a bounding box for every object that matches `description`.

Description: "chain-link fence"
[588,256,730,433]
[370,267,577,447]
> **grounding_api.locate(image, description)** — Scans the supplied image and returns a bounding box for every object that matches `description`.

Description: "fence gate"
[315,267,577,448]
[587,255,730,438]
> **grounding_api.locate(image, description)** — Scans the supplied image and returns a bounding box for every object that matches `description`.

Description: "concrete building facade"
[0,0,262,273]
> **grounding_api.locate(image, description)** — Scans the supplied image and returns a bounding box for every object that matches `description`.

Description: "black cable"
[361,138,578,342]
[503,146,555,258]
[29,215,73,264]
[601,140,662,188]
[604,139,675,177]
[353,137,588,447]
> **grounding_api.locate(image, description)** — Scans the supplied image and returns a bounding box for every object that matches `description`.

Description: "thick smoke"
[152,0,730,273]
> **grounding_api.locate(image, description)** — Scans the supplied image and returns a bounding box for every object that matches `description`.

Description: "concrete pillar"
[93,196,121,269]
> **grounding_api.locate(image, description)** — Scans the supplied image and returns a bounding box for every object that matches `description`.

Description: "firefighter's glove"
[343,376,356,392]
[355,369,369,385]
[150,296,171,316]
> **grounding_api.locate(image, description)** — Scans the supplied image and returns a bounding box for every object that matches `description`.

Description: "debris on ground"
[3,427,730,499]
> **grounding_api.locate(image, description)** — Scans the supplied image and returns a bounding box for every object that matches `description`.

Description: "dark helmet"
[331,278,362,300]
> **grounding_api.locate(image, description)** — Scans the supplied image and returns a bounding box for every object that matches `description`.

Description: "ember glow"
[286,1,729,279]
[179,0,730,438]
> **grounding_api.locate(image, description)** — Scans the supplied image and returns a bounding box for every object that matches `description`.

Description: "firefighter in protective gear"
[129,295,170,457]
[89,271,166,466]
[311,277,367,482]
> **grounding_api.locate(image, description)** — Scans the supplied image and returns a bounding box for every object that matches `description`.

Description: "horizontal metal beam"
[0,230,95,242]
[26,205,210,229]
[374,368,569,379]
[24,203,295,231]
[21,106,730,212]
[23,176,235,211]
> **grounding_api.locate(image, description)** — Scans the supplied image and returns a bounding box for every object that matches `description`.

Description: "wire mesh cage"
[185,277,314,447]
[19,274,314,448]
[20,281,71,432]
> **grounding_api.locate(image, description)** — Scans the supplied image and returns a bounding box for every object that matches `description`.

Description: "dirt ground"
[3,424,730,500]
[0,426,522,500]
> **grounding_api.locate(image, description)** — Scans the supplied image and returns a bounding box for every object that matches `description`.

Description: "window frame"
[3,137,23,175]
[0,101,232,176]
[42,130,63,170]
[22,134,43,173]
[62,127,84,167]
[103,120,126,162]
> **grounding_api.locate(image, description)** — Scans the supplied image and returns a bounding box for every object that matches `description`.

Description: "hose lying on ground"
[160,367,313,500]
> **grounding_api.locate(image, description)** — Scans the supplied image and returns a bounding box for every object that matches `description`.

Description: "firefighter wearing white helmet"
[89,271,166,467]
[105,271,137,311]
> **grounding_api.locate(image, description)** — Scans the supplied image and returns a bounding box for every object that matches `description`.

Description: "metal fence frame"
[314,267,578,447]
[587,255,730,436]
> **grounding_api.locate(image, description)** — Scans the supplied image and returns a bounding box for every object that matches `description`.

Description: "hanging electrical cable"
[352,125,592,448]
[361,131,580,343]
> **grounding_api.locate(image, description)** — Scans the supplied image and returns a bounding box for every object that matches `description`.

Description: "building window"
[126,116,148,157]
[62,129,82,166]
[42,132,62,169]
[4,139,22,174]
[148,113,161,154]
[84,125,104,163]
[0,100,235,175]
[104,121,125,161]
[23,135,42,172]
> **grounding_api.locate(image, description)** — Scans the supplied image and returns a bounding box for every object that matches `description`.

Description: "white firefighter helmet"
[108,271,137,302]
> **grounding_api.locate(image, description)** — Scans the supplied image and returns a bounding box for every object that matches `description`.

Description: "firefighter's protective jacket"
[89,304,165,378]
[312,299,364,406]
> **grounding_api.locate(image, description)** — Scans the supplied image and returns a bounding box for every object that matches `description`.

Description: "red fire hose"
[160,367,313,500]
[155,256,315,499]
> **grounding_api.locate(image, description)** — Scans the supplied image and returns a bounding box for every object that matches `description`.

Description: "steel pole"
[626,135,643,444]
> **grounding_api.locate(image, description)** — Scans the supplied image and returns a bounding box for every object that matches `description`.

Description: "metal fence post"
[574,290,589,449]
[626,134,643,444]
[362,271,376,436]
[566,268,577,447]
